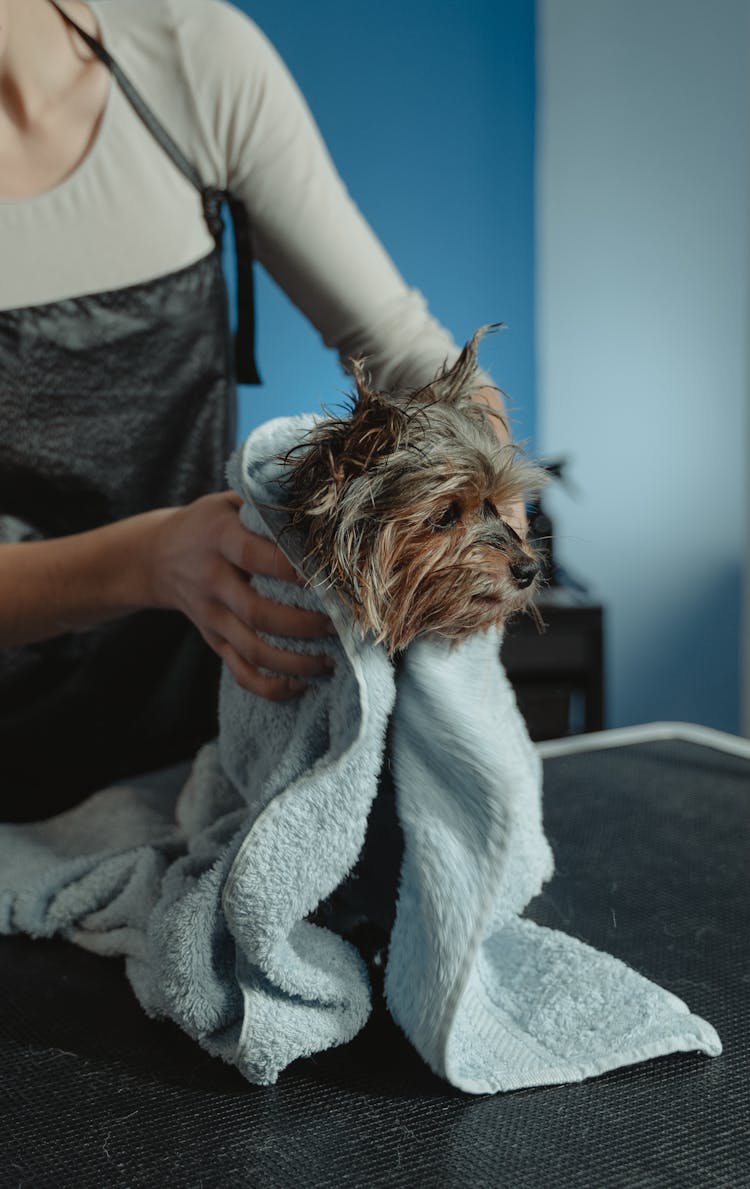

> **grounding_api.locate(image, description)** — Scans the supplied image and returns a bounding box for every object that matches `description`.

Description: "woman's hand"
[148,492,335,701]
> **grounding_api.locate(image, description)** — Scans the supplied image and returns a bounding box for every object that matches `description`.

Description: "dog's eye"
[430,501,461,530]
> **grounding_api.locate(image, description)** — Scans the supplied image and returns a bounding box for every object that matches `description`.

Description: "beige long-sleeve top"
[0,0,478,393]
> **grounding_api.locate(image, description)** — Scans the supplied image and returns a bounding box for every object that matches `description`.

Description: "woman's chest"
[0,143,213,312]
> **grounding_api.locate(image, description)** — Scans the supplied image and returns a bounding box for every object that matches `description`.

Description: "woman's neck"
[0,0,108,199]
[0,0,99,129]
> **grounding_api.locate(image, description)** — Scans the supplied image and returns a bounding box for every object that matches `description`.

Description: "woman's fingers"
[220,576,334,641]
[221,519,301,585]
[203,573,336,685]
[217,605,333,677]
[204,631,310,701]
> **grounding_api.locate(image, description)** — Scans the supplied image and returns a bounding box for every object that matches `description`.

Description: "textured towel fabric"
[0,415,721,1090]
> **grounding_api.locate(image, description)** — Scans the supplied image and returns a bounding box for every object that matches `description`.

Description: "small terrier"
[280,326,546,654]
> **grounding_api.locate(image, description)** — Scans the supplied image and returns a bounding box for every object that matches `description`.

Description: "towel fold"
[0,414,721,1090]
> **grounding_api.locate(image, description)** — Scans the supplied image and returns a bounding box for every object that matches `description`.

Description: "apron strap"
[46,0,261,385]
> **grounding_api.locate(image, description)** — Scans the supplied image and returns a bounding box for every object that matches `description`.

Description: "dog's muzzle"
[484,527,540,591]
[509,557,539,590]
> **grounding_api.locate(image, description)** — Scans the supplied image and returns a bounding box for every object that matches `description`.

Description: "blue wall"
[225,0,537,447]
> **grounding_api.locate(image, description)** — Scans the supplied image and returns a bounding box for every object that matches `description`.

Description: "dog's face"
[280,328,546,653]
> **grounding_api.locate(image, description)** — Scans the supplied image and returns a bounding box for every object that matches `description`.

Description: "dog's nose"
[509,558,539,590]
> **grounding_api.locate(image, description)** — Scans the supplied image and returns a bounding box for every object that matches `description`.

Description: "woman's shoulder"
[91,0,269,62]
[92,0,283,133]
[90,0,286,185]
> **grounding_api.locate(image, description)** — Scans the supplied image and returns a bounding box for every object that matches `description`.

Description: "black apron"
[0,2,260,821]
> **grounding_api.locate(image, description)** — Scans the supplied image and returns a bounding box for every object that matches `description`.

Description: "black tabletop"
[1,735,747,1188]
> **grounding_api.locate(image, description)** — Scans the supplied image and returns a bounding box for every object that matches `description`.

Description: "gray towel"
[0,414,721,1091]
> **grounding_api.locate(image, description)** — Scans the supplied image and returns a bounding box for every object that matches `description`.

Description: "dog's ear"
[407,323,501,409]
[280,361,409,520]
[342,358,412,473]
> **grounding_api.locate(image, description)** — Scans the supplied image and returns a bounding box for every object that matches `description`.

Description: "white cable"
[536,720,750,763]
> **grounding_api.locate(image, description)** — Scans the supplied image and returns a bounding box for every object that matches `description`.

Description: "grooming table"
[1,723,747,1188]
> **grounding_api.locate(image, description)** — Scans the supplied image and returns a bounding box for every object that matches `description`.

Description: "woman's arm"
[0,494,333,699]
[185,3,505,401]
[0,509,165,646]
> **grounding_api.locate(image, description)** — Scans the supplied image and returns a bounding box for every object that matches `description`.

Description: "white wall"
[537,0,750,733]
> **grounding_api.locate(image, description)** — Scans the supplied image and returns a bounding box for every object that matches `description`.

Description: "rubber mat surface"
[1,738,747,1188]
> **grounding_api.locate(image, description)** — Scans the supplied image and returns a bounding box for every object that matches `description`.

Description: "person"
[0,0,516,820]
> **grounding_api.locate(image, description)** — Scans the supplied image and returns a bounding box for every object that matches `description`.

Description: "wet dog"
[280,326,546,654]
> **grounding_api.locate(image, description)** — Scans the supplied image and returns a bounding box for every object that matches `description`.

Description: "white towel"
[0,414,721,1090]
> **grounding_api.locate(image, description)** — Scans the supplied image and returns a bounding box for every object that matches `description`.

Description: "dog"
[279,326,546,654]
